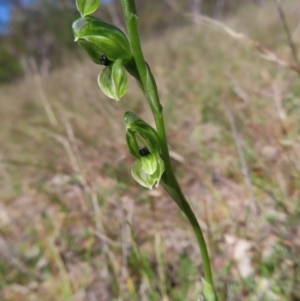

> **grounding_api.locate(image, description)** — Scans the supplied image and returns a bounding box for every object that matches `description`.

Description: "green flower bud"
[124,112,161,154]
[72,16,132,63]
[131,153,164,190]
[98,59,128,101]
[124,112,165,189]
[76,0,100,17]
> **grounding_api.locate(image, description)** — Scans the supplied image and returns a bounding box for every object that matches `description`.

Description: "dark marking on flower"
[100,55,111,66]
[138,146,150,156]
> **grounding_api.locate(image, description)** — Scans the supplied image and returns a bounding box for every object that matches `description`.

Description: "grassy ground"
[1,1,300,300]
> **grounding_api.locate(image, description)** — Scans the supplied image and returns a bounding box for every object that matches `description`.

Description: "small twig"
[274,0,300,66]
[191,14,300,76]
[94,230,120,247]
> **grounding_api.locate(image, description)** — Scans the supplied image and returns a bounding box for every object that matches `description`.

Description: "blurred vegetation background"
[1,0,300,300]
[1,0,264,82]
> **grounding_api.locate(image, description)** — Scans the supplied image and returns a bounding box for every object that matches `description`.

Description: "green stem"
[161,177,214,287]
[119,0,172,180]
[120,0,217,297]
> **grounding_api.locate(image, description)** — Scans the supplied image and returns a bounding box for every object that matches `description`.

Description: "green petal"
[151,155,165,187]
[131,160,156,189]
[112,59,128,100]
[140,153,157,175]
[98,61,127,101]
[126,129,140,158]
[131,155,165,189]
[98,66,117,100]
[124,112,161,154]
[72,16,132,62]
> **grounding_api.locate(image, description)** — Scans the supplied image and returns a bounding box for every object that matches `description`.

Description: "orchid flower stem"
[120,0,217,297]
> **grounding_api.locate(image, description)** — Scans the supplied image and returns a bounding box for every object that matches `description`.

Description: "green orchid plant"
[72,0,218,300]
[124,111,165,189]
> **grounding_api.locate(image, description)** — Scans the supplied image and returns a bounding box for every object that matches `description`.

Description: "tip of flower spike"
[124,112,140,128]
[72,16,133,64]
[76,0,101,17]
[72,17,85,41]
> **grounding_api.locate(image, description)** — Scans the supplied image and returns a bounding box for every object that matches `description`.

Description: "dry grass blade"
[222,99,258,217]
[154,232,169,301]
[120,199,134,300]
[29,58,58,127]
[274,0,300,66]
[49,132,81,175]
